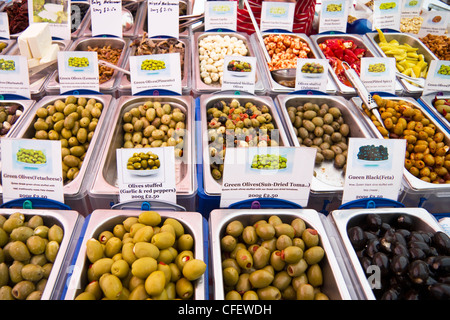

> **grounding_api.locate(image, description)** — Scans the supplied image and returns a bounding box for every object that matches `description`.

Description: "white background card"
[295,58,329,92]
[1,138,64,203]
[90,0,122,37]
[129,53,182,95]
[319,0,349,33]
[360,57,396,94]
[372,0,401,31]
[261,1,295,32]
[220,147,316,208]
[418,11,449,37]
[342,138,406,204]
[0,55,30,98]
[204,1,237,31]
[0,12,10,39]
[423,60,450,94]
[401,0,423,18]
[29,0,71,40]
[117,147,177,204]
[147,0,179,39]
[57,51,99,94]
[221,56,256,93]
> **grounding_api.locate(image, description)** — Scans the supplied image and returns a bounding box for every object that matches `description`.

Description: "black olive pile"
[357,145,389,161]
[348,214,450,300]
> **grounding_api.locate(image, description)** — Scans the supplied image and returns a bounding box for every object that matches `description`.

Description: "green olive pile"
[357,145,389,161]
[33,96,103,182]
[16,148,46,164]
[122,101,186,159]
[348,213,450,300]
[68,57,89,68]
[75,211,206,300]
[207,99,279,180]
[301,62,324,74]
[251,154,287,170]
[0,104,23,137]
[0,212,64,300]
[0,59,15,71]
[227,60,251,72]
[127,151,160,170]
[287,102,350,168]
[221,216,329,300]
[141,59,165,71]
[366,95,450,184]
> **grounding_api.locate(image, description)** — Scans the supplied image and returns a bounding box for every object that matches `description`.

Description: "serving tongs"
[28,60,58,78]
[341,61,386,129]
[395,72,425,88]
[98,60,130,75]
[179,13,204,29]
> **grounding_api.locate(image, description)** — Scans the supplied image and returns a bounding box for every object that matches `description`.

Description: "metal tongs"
[341,61,386,129]
[395,72,425,88]
[28,60,58,78]
[179,13,204,29]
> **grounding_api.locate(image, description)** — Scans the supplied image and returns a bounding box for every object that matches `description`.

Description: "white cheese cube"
[19,23,52,59]
[39,43,60,64]
[27,58,41,68]
[18,36,33,59]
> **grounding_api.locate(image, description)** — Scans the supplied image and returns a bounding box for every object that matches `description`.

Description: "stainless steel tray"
[63,209,206,300]
[192,31,265,95]
[82,0,145,38]
[7,40,72,97]
[200,93,289,196]
[365,32,439,95]
[118,37,191,95]
[251,32,337,95]
[275,94,373,194]
[89,95,195,207]
[0,208,84,300]
[419,92,450,133]
[350,95,450,194]
[310,33,404,96]
[209,208,353,300]
[329,207,446,300]
[0,39,16,55]
[11,94,113,198]
[45,37,128,94]
[136,0,191,38]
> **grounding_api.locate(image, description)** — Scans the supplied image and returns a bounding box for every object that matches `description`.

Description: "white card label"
[90,0,123,38]
[372,0,401,31]
[360,57,396,94]
[260,1,295,32]
[58,51,99,94]
[342,138,406,204]
[220,147,315,208]
[319,0,350,33]
[29,0,71,40]
[0,55,30,98]
[221,56,256,94]
[423,60,450,94]
[117,147,177,204]
[147,0,179,39]
[295,58,329,92]
[129,53,182,95]
[0,12,10,39]
[401,0,423,18]
[1,138,64,203]
[418,11,449,37]
[205,1,237,31]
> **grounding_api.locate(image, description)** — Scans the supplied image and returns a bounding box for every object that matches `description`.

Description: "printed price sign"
[260,1,295,32]
[221,56,256,93]
[401,0,423,18]
[423,60,450,95]
[1,138,64,203]
[0,12,10,39]
[205,1,237,31]
[360,57,396,94]
[220,147,315,208]
[57,51,99,94]
[0,55,30,98]
[147,0,179,39]
[418,11,449,37]
[28,0,71,40]
[372,0,401,31]
[90,0,123,37]
[117,147,177,205]
[295,58,329,92]
[319,0,349,33]
[342,138,406,204]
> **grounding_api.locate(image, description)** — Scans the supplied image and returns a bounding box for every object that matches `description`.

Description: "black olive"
[356,249,365,259]
[432,231,450,255]
[366,239,381,258]
[214,101,224,110]
[365,231,377,241]
[409,241,431,255]
[366,214,383,232]
[438,276,450,284]
[409,247,426,260]
[396,228,411,239]
[425,256,437,268]
[429,247,439,256]
[245,109,253,116]
[391,254,409,276]
[431,256,450,274]
[396,215,414,230]
[381,287,401,300]
[409,231,425,243]
[403,289,420,300]
[218,116,227,124]
[348,226,367,250]
[359,256,372,273]
[428,283,450,300]
[380,222,391,234]
[419,231,432,245]
[383,228,396,242]
[408,260,430,285]
[372,252,390,276]
[393,232,407,246]
[207,114,214,122]
[393,243,410,258]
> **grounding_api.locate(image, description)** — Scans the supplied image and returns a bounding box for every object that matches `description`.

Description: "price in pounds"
[356,195,383,199]
[103,7,117,13]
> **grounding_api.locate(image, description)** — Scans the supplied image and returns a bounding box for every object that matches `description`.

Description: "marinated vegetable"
[347,213,450,300]
[5,0,29,34]
[419,34,450,61]
[264,34,311,71]
[87,45,123,84]
[221,216,329,300]
[0,212,64,300]
[363,95,450,184]
[75,211,206,300]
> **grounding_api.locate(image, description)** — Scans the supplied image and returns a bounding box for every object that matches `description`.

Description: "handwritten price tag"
[147,0,179,38]
[90,0,123,37]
